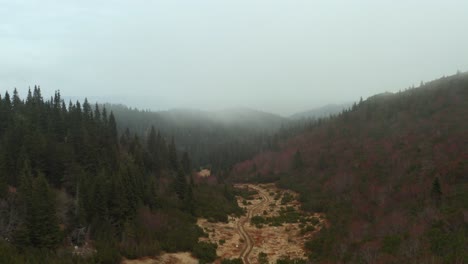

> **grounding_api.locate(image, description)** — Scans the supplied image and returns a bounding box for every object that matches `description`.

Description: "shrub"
[221,258,243,264]
[193,242,218,264]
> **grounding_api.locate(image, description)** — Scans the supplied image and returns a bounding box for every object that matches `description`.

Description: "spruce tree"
[181,151,191,175]
[30,174,61,248]
[168,137,178,170]
[108,111,118,143]
[175,168,187,200]
[14,161,34,247]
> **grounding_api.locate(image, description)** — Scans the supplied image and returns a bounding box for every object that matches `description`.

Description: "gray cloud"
[1,0,468,115]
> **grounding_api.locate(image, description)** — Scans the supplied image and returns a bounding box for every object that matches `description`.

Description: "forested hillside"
[232,73,468,263]
[0,87,242,263]
[105,105,289,172]
[289,103,351,120]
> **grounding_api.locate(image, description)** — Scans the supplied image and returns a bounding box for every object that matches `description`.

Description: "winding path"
[237,185,270,264]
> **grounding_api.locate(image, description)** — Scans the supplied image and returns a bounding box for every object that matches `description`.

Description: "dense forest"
[232,72,468,263]
[1,72,465,264]
[0,87,242,263]
[104,104,303,174]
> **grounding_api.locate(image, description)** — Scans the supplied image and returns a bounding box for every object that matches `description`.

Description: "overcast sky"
[1,0,468,115]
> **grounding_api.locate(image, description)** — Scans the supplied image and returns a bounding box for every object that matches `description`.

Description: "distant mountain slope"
[157,107,287,131]
[105,106,288,170]
[232,72,468,263]
[289,103,352,120]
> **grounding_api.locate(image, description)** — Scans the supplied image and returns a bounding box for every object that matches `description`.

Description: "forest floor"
[123,183,325,264]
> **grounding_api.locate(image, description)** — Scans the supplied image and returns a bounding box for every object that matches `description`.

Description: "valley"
[124,183,326,264]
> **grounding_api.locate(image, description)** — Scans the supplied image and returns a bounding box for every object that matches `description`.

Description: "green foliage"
[105,103,286,172]
[14,171,61,249]
[0,241,94,264]
[94,240,121,264]
[251,215,266,227]
[258,252,269,264]
[234,187,258,200]
[0,89,242,261]
[280,193,293,205]
[251,207,308,228]
[194,184,243,222]
[192,242,218,264]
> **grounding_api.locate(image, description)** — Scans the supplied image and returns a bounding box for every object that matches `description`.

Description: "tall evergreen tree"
[108,111,118,143]
[94,103,101,122]
[168,137,178,170]
[175,168,187,200]
[29,174,61,248]
[181,151,191,175]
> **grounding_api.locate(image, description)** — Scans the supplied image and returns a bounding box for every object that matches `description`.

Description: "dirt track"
[237,185,270,264]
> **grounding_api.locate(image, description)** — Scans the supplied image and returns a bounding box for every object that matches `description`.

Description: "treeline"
[105,105,295,173]
[0,87,242,263]
[232,72,468,263]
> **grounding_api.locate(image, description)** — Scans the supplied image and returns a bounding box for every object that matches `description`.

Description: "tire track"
[237,185,270,264]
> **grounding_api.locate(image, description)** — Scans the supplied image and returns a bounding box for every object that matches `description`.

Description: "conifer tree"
[14,160,34,247]
[181,151,191,175]
[175,168,187,200]
[168,137,178,170]
[292,150,304,170]
[12,88,22,110]
[108,111,118,142]
[94,103,101,122]
[29,174,61,248]
[83,98,92,120]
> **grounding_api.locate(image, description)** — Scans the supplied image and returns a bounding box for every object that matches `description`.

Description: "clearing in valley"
[198,183,326,263]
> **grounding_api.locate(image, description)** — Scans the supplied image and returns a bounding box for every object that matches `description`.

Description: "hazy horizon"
[2,0,468,115]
